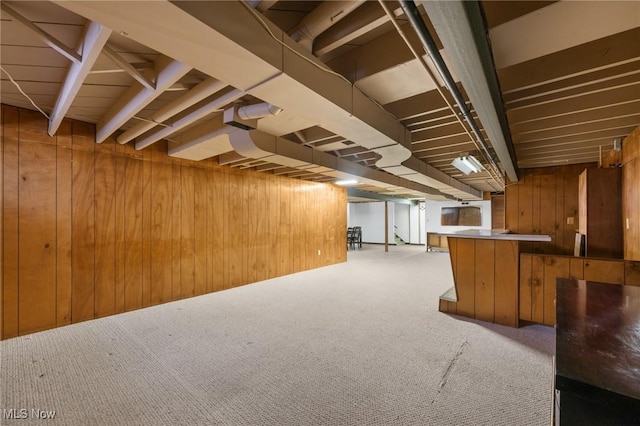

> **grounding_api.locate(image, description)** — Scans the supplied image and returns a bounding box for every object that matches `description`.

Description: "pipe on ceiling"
[377,0,503,189]
[237,102,282,120]
[417,0,519,183]
[398,0,504,186]
[227,129,454,200]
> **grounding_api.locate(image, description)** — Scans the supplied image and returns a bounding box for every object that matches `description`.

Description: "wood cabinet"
[519,253,640,326]
[578,168,622,258]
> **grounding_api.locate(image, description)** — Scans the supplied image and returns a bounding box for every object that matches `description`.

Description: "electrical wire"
[1,65,51,120]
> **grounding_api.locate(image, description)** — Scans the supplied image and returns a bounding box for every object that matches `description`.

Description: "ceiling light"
[335,179,358,186]
[451,155,484,175]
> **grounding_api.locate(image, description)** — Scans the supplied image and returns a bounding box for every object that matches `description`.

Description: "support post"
[385,201,389,252]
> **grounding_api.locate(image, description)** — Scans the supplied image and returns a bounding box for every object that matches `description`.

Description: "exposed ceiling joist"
[118,77,226,144]
[102,44,154,90]
[96,55,190,143]
[134,88,244,150]
[48,20,111,136]
[1,2,82,64]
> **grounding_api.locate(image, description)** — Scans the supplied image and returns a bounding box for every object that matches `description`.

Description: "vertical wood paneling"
[56,120,72,326]
[3,106,19,339]
[114,145,127,314]
[505,179,519,232]
[0,106,3,339]
[447,237,458,285]
[141,151,152,307]
[1,105,348,339]
[494,240,518,327]
[569,258,584,279]
[531,255,545,324]
[180,165,195,298]
[279,179,292,276]
[226,172,243,288]
[518,172,534,253]
[210,168,226,292]
[563,167,581,253]
[542,257,569,326]
[267,175,280,278]
[309,186,317,269]
[170,164,182,300]
[150,161,173,305]
[540,174,556,254]
[256,174,269,281]
[474,240,495,322]
[18,141,57,334]
[71,122,95,322]
[531,174,541,234]
[124,156,143,311]
[519,253,532,321]
[19,110,52,145]
[505,164,595,255]
[94,149,117,318]
[193,167,208,296]
[625,261,640,286]
[554,172,565,254]
[455,239,475,317]
[622,157,637,259]
[622,127,640,260]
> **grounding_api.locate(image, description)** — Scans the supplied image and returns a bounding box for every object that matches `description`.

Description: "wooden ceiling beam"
[497,28,640,92]
[506,73,640,110]
[503,60,640,104]
[513,115,640,144]
[507,84,640,124]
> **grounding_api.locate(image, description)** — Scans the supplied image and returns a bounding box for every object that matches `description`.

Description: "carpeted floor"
[0,244,555,425]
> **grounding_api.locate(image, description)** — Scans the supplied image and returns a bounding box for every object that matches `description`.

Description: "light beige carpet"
[0,245,554,425]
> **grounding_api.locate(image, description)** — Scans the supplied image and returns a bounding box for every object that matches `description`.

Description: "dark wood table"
[555,278,640,425]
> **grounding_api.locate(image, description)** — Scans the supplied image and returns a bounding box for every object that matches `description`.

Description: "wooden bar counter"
[436,230,551,327]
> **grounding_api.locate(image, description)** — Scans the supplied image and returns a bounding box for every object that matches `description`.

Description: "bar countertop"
[433,229,551,242]
[556,278,640,402]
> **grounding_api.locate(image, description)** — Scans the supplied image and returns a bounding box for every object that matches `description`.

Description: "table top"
[555,278,640,402]
[433,229,551,242]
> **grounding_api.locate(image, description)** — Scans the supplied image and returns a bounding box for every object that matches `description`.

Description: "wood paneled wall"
[441,237,519,327]
[505,163,597,254]
[1,105,347,340]
[519,254,640,326]
[623,125,640,260]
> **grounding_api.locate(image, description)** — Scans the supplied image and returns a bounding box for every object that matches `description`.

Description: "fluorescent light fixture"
[451,155,484,175]
[335,179,358,186]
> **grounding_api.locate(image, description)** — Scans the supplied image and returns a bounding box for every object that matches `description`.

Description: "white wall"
[348,202,395,244]
[418,202,427,244]
[348,201,426,245]
[424,200,492,234]
[394,203,411,243]
[409,203,421,244]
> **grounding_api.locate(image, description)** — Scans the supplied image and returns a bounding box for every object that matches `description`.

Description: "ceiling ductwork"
[289,1,366,51]
[54,0,486,200]
[228,129,454,200]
